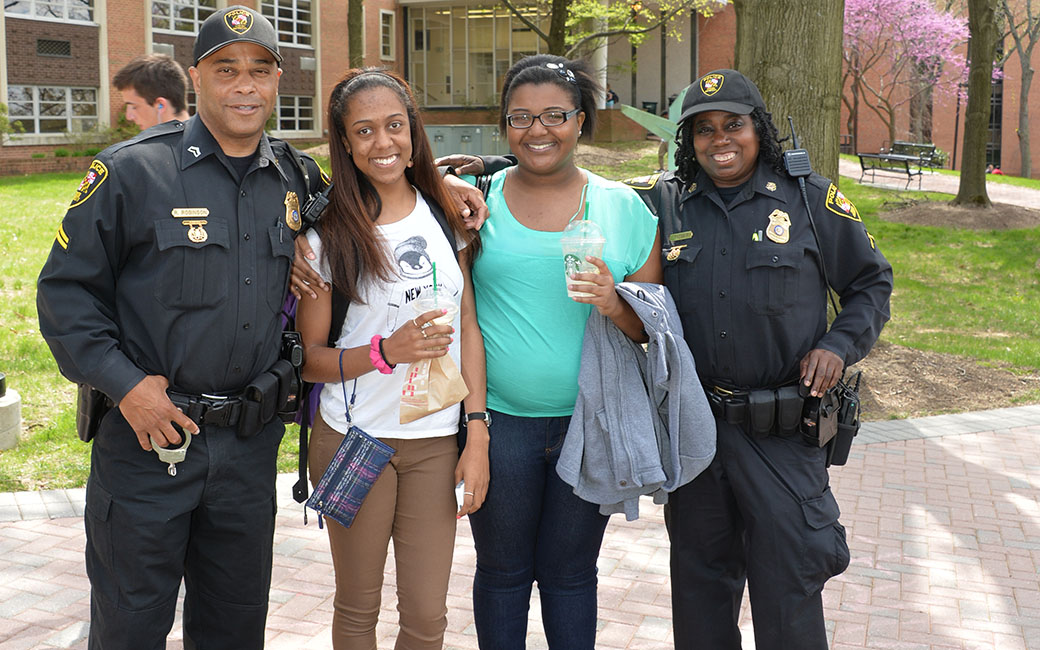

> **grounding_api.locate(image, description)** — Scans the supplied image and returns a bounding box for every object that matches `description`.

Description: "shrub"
[31,152,46,159]
[54,149,71,158]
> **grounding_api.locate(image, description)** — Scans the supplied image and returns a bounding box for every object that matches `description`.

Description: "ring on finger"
[421,329,429,340]
[464,491,474,496]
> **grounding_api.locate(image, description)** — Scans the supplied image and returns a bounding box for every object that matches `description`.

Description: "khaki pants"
[309,413,459,650]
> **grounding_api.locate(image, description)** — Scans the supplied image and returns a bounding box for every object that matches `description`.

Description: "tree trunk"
[954,0,999,207]
[348,0,364,68]
[547,0,569,55]
[1018,54,1034,177]
[733,0,845,182]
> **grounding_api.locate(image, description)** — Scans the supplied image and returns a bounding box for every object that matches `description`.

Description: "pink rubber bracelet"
[369,335,395,374]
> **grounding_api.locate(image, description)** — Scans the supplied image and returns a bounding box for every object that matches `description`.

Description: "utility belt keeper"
[75,332,304,442]
[703,382,804,438]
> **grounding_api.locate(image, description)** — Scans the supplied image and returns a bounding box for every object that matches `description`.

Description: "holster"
[76,384,113,443]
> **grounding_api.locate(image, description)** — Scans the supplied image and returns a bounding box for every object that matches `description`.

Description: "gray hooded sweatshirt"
[557,282,716,520]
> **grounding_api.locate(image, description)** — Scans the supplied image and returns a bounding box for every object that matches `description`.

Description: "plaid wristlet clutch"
[306,349,395,529]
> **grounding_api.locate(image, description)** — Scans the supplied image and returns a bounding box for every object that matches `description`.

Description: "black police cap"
[193,5,282,66]
[678,69,766,124]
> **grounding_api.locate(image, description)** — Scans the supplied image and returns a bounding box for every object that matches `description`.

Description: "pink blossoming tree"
[843,0,968,150]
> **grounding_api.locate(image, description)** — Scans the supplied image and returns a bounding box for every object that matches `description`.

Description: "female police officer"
[644,69,892,650]
[438,68,893,650]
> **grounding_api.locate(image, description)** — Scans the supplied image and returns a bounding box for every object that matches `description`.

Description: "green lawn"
[1,153,1039,490]
[0,170,299,491]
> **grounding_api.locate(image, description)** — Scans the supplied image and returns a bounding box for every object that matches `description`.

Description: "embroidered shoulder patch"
[622,172,661,191]
[70,160,108,208]
[825,183,861,222]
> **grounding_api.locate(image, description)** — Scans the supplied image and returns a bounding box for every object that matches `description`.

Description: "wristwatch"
[465,411,491,427]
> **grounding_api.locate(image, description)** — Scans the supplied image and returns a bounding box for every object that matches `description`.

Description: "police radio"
[785,117,862,467]
[300,182,333,230]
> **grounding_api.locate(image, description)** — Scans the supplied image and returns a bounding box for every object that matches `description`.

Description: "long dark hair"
[323,68,477,304]
[498,54,600,141]
[674,107,784,186]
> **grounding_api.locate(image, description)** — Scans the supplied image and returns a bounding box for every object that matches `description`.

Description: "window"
[5,0,93,22]
[408,4,548,107]
[276,95,314,132]
[261,0,312,47]
[152,0,216,33]
[7,86,98,134]
[380,10,395,60]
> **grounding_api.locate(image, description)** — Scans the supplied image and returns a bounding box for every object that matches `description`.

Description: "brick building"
[3,0,746,160]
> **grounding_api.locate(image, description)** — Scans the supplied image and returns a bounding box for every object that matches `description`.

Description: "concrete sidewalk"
[838,157,1040,210]
[2,404,1040,649]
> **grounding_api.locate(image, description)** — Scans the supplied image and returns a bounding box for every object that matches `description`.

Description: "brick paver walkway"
[2,404,1039,649]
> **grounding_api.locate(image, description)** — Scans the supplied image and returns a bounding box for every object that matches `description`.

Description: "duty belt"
[703,384,750,425]
[167,391,243,427]
[703,381,804,437]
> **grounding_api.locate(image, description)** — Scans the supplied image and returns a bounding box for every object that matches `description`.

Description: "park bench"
[887,140,938,169]
[856,152,923,189]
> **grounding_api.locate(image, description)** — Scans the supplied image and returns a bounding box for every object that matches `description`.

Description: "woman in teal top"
[462,55,661,650]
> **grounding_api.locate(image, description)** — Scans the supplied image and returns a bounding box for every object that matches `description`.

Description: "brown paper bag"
[400,354,469,424]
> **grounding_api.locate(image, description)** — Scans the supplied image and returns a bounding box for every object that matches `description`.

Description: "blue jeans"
[464,410,610,650]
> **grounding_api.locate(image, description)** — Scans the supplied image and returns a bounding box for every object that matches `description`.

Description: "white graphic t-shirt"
[305,190,464,440]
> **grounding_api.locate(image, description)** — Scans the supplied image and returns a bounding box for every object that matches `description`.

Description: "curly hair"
[498,54,601,141]
[674,107,784,186]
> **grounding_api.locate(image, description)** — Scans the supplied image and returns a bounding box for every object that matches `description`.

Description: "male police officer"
[37,6,323,648]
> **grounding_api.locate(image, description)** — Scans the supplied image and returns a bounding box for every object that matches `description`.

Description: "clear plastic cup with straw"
[561,203,605,299]
[412,262,458,325]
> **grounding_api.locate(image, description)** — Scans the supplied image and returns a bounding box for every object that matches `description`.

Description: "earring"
[578,129,583,135]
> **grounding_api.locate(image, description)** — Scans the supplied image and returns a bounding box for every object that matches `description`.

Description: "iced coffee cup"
[561,219,606,299]
[412,290,458,326]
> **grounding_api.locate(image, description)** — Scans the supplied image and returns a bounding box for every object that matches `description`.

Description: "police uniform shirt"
[636,162,892,390]
[37,116,324,402]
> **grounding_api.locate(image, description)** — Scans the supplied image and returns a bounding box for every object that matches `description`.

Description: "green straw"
[432,262,438,306]
[583,200,589,220]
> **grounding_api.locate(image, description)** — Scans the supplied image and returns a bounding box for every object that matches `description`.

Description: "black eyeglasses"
[506,107,582,129]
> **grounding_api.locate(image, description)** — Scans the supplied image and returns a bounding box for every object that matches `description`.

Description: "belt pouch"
[775,385,804,435]
[746,390,775,437]
[238,372,278,438]
[269,360,294,411]
[827,421,857,466]
[238,400,262,439]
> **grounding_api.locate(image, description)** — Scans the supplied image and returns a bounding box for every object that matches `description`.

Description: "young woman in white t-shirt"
[296,68,488,650]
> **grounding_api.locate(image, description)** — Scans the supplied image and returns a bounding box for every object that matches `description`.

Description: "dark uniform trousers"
[85,409,284,650]
[37,117,325,650]
[619,163,890,650]
[665,421,850,650]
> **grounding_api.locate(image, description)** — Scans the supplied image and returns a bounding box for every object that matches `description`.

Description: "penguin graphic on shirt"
[386,235,459,330]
